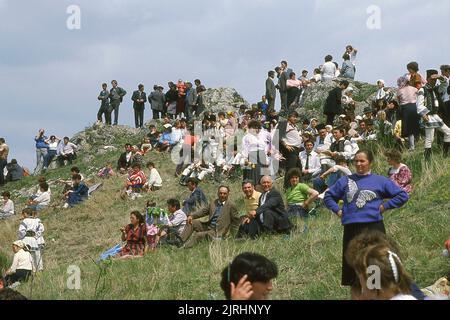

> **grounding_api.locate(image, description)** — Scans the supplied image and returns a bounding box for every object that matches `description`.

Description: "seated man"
[313,155,352,195]
[27,182,51,211]
[3,240,34,287]
[117,143,133,173]
[147,124,160,148]
[299,140,321,181]
[57,137,77,166]
[255,176,292,234]
[64,174,89,208]
[5,159,24,182]
[182,178,208,214]
[236,180,261,239]
[156,124,177,152]
[155,198,187,248]
[57,166,84,193]
[1,191,15,219]
[181,185,240,248]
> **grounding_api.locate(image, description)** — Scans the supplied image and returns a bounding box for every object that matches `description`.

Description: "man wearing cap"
[131,84,147,128]
[149,85,166,120]
[439,65,450,126]
[109,80,127,126]
[362,106,374,121]
[417,69,450,159]
[266,71,276,111]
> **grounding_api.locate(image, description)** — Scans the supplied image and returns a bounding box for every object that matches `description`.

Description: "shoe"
[63,203,69,209]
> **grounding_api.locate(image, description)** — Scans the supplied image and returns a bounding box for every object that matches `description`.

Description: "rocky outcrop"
[202,87,249,113]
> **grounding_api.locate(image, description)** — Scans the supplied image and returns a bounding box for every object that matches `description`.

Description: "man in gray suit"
[131,84,147,128]
[109,80,127,125]
[97,83,111,125]
[149,85,166,119]
[266,71,276,111]
[185,82,197,121]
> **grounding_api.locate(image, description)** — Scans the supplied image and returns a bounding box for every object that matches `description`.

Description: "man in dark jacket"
[185,82,197,121]
[266,71,276,110]
[131,84,147,128]
[109,80,127,125]
[323,80,349,125]
[149,85,166,119]
[97,83,111,125]
[182,178,208,214]
[117,143,133,173]
[6,159,24,182]
[256,176,292,234]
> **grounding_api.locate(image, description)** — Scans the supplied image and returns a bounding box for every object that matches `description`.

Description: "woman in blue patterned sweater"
[324,149,409,288]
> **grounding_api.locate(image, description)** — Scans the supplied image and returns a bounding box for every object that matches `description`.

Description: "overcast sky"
[1,0,449,169]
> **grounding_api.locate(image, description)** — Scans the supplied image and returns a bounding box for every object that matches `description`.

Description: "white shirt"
[242,132,267,158]
[167,209,187,236]
[375,88,386,100]
[1,199,14,216]
[126,151,133,163]
[148,168,162,187]
[299,150,321,175]
[61,142,77,155]
[34,191,51,206]
[283,122,302,148]
[19,217,45,246]
[48,141,59,151]
[321,62,336,81]
[10,249,34,272]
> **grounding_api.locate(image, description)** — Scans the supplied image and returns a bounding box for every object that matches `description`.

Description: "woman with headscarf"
[397,75,420,151]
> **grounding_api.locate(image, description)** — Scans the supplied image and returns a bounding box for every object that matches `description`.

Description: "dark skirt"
[400,103,420,137]
[341,220,386,286]
[287,87,301,107]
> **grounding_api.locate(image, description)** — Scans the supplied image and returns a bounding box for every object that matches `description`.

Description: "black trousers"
[268,97,275,110]
[0,158,6,185]
[58,153,75,166]
[326,113,336,126]
[342,221,386,286]
[236,219,261,239]
[134,106,144,128]
[97,105,111,124]
[4,269,31,286]
[283,146,302,189]
[152,109,161,120]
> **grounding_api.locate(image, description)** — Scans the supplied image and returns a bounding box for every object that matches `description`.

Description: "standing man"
[181,185,240,248]
[131,84,147,128]
[97,83,111,125]
[0,138,9,186]
[323,80,349,125]
[109,80,127,125]
[274,111,303,189]
[185,82,197,121]
[417,69,450,159]
[275,67,287,114]
[34,129,48,176]
[265,71,276,111]
[149,85,166,120]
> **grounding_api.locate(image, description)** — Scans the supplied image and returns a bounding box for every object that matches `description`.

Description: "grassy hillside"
[0,139,448,300]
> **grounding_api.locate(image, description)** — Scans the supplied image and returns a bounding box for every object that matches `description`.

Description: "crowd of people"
[1,45,449,300]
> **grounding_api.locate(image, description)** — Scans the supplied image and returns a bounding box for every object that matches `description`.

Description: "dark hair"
[248,120,262,130]
[281,60,287,66]
[325,55,333,62]
[38,176,47,183]
[186,177,199,186]
[406,61,419,72]
[71,166,80,173]
[384,149,402,163]
[64,136,69,141]
[2,191,10,198]
[167,198,181,210]
[241,179,254,187]
[22,207,34,217]
[194,79,201,84]
[146,161,155,168]
[132,163,141,169]
[342,53,350,60]
[218,111,226,117]
[316,123,326,131]
[138,84,144,89]
[274,66,281,72]
[0,138,5,144]
[220,252,278,300]
[288,111,299,118]
[302,70,308,74]
[130,210,145,224]
[333,127,345,135]
[289,72,296,79]
[339,80,349,88]
[125,143,132,148]
[39,182,49,191]
[302,119,310,125]
[102,83,107,87]
[355,149,374,163]
[334,154,346,164]
[268,71,275,77]
[286,167,302,181]
[11,159,17,164]
[304,140,314,146]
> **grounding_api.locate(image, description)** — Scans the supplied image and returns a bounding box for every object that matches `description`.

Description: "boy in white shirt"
[27,182,51,211]
[145,162,162,191]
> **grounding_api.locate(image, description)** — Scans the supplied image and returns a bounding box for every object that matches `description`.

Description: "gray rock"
[202,87,249,114]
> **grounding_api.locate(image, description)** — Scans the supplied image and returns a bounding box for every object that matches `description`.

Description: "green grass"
[1,136,449,300]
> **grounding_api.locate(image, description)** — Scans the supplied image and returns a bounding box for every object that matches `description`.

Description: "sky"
[1,0,449,169]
